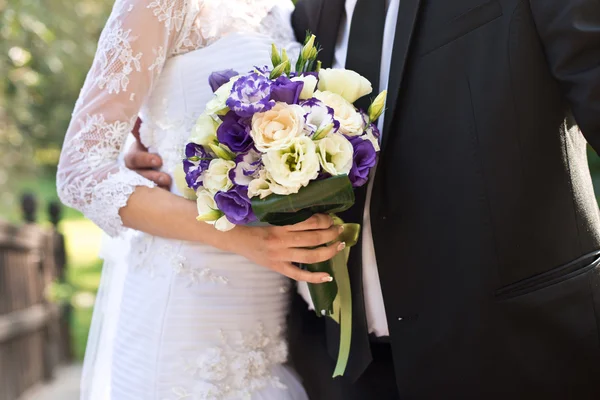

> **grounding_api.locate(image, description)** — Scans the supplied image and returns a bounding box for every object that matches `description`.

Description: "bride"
[56,1,345,398]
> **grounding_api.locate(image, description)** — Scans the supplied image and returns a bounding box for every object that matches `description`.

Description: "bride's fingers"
[278,262,332,284]
[286,214,334,232]
[288,242,344,264]
[284,225,343,248]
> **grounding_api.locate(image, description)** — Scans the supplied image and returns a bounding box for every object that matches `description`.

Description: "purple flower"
[214,186,257,225]
[183,143,212,190]
[208,69,239,92]
[217,111,253,153]
[270,76,304,105]
[229,149,262,186]
[348,136,377,188]
[253,65,271,75]
[367,122,381,141]
[226,73,275,118]
[300,98,339,137]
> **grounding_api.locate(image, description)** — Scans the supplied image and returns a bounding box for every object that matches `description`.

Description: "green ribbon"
[306,219,360,378]
[250,175,359,377]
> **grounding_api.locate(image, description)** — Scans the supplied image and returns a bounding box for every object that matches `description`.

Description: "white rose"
[214,215,235,232]
[251,102,306,152]
[248,170,273,199]
[314,90,365,136]
[291,74,318,100]
[173,163,197,200]
[196,188,235,231]
[203,159,235,194]
[363,124,381,152]
[263,136,320,194]
[189,113,220,146]
[317,68,372,104]
[316,133,354,176]
[196,188,221,221]
[204,76,239,115]
[248,169,295,199]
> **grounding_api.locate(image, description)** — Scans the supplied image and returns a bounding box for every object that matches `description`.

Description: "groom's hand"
[235,214,345,284]
[124,118,172,189]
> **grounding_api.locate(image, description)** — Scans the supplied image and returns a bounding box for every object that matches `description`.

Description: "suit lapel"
[381,0,423,153]
[315,0,345,68]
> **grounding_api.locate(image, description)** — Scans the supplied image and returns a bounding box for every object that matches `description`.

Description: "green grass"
[71,306,95,361]
[61,218,103,361]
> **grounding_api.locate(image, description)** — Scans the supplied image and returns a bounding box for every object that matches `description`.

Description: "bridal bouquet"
[177,34,386,377]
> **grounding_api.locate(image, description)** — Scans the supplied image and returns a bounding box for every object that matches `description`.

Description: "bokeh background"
[2,0,600,397]
[1,0,114,365]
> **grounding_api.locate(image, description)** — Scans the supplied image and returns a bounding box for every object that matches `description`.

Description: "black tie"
[346,0,387,112]
[328,0,388,382]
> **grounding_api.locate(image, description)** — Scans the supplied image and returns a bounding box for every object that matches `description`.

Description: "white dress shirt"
[298,0,399,337]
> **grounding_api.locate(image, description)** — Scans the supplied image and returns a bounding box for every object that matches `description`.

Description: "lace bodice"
[57,0,297,236]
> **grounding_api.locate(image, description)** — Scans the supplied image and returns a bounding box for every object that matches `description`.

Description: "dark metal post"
[48,201,72,362]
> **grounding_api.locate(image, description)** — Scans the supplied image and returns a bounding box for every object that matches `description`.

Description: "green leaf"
[306,260,337,316]
[251,175,355,226]
[331,245,353,377]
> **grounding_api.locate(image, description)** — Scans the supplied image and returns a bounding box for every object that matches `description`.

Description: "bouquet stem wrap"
[306,220,359,377]
[252,175,357,377]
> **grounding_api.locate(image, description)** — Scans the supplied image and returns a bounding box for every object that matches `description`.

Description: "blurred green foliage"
[0,0,112,209]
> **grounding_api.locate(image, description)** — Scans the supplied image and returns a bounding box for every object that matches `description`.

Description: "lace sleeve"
[57,0,187,237]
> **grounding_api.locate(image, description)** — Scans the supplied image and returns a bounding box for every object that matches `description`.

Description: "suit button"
[398,314,419,322]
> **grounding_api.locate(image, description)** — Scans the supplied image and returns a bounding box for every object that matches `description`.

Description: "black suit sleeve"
[530,0,600,151]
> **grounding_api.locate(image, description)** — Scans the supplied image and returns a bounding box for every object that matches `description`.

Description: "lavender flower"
[367,122,381,141]
[362,123,382,152]
[253,65,271,75]
[229,149,262,186]
[217,111,253,153]
[270,76,304,105]
[301,98,339,139]
[226,73,275,118]
[208,69,239,92]
[348,135,377,188]
[214,186,257,225]
[184,143,212,190]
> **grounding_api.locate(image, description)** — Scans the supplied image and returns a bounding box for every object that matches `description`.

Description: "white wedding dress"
[56,1,308,399]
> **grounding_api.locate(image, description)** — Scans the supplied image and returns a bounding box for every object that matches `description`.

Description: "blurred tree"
[0,0,113,214]
[0,0,112,176]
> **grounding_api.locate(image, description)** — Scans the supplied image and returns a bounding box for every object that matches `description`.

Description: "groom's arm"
[529,0,600,152]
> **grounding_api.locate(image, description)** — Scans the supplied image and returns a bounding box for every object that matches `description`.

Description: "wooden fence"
[0,197,71,400]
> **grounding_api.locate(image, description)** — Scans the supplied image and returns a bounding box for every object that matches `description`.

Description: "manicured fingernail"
[321,276,333,283]
[337,242,346,251]
[338,225,344,233]
[151,158,160,166]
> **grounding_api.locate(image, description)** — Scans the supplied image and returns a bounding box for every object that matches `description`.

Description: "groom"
[125,0,600,398]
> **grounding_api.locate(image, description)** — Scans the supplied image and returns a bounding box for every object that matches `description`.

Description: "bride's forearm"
[120,186,237,252]
[120,186,341,284]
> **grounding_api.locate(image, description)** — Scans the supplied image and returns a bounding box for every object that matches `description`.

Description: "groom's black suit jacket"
[290,0,600,398]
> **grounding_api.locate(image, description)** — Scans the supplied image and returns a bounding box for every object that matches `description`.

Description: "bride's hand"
[231,214,345,284]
